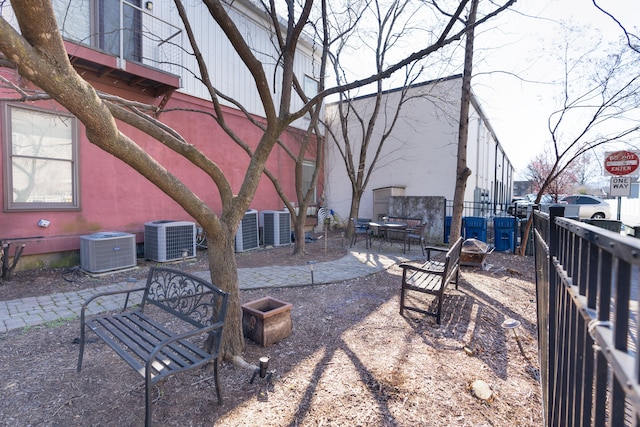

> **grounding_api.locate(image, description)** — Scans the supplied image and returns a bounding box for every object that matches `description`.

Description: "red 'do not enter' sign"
[604,150,639,176]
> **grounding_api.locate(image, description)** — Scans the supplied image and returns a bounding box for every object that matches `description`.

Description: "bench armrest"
[399,262,445,276]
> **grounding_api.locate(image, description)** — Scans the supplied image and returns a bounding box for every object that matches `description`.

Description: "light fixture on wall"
[38,219,50,228]
[145,1,153,11]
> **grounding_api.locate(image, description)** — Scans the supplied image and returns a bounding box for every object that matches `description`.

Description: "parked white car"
[560,195,611,219]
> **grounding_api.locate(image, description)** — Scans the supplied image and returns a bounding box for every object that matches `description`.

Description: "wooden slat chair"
[399,237,463,324]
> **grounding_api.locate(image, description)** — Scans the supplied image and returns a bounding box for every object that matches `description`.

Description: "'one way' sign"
[610,176,631,197]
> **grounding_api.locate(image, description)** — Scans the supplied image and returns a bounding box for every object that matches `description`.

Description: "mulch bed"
[0,231,542,426]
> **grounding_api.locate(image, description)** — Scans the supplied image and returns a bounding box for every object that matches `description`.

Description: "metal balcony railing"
[58,0,182,76]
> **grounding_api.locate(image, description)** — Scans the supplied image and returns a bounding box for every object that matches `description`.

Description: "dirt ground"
[0,232,542,426]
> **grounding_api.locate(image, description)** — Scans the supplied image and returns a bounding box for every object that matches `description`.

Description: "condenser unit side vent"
[260,210,291,246]
[80,232,137,273]
[235,209,259,252]
[263,213,275,245]
[144,220,196,262]
[277,211,291,244]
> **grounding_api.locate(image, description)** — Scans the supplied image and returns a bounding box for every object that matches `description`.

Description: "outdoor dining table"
[368,221,408,250]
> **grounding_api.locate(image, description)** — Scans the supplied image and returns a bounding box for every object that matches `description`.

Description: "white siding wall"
[165,1,321,129]
[466,113,481,203]
[469,101,513,206]
[325,78,462,220]
[469,106,495,203]
[325,76,514,221]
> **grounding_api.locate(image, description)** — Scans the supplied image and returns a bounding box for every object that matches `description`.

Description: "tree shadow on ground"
[0,263,540,426]
[399,270,538,382]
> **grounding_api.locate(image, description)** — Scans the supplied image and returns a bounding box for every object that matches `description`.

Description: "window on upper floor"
[302,160,317,204]
[303,75,319,99]
[3,105,79,211]
[54,0,142,63]
[97,0,142,61]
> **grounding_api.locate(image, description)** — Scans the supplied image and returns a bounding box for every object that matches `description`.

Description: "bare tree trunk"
[518,216,534,256]
[449,0,477,245]
[291,207,306,255]
[1,242,26,281]
[293,212,307,253]
[207,228,244,359]
[346,190,364,239]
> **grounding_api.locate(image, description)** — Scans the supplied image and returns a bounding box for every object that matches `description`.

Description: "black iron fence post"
[547,205,563,426]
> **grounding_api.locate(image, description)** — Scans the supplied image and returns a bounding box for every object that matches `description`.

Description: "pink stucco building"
[0,1,323,269]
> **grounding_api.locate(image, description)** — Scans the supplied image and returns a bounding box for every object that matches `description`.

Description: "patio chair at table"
[368,220,408,251]
[350,218,372,248]
[403,223,427,255]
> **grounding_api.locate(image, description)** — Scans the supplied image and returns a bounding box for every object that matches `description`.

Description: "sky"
[471,0,640,178]
[333,0,639,181]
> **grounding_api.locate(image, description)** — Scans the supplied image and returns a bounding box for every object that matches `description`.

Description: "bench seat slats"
[422,260,445,272]
[88,314,153,373]
[405,271,443,293]
[119,312,211,370]
[87,311,210,380]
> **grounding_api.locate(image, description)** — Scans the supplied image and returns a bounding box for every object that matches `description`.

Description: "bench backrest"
[388,217,422,229]
[443,237,463,284]
[142,267,229,330]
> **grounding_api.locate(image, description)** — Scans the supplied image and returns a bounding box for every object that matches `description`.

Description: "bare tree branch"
[592,0,640,54]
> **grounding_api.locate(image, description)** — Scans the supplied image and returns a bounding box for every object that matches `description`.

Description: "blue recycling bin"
[493,217,516,252]
[463,216,487,242]
[444,216,452,243]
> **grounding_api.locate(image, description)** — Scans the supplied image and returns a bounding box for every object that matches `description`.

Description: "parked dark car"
[507,197,529,218]
[508,194,553,218]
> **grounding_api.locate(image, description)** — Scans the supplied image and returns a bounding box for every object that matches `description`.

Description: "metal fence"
[444,200,522,253]
[445,200,512,218]
[534,206,640,426]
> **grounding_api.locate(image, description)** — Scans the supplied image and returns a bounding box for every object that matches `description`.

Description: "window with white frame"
[302,160,317,203]
[3,105,79,210]
[303,75,319,99]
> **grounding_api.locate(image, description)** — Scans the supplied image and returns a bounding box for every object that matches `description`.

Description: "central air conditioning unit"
[80,231,137,273]
[260,210,291,246]
[144,220,196,262]
[235,209,259,252]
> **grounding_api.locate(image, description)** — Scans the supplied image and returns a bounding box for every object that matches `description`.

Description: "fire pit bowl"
[460,238,494,268]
